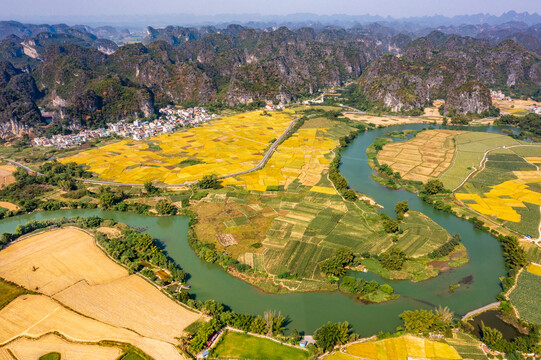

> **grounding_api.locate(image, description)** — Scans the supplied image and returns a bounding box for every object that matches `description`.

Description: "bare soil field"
[0,165,16,189]
[2,334,122,360]
[0,228,203,359]
[377,130,465,182]
[494,98,541,115]
[344,113,433,127]
[0,202,18,211]
[0,228,127,295]
[0,295,185,360]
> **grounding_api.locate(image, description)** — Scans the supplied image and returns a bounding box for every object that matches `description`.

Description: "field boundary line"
[453,144,541,193]
[5,225,204,317]
[0,306,61,346]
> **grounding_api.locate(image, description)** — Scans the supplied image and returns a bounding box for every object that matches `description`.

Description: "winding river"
[0,124,517,335]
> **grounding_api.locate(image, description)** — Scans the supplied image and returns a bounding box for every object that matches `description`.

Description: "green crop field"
[523,241,541,263]
[397,212,450,257]
[509,270,541,324]
[0,277,27,310]
[439,132,524,190]
[211,331,309,360]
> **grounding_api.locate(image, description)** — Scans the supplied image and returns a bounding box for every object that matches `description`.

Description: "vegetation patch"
[211,331,309,360]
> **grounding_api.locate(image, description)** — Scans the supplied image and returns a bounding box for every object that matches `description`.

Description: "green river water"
[0,124,515,335]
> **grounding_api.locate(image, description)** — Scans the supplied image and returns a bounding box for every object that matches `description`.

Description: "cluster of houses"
[528,104,541,115]
[490,90,512,101]
[32,106,216,148]
[32,128,110,148]
[264,101,285,111]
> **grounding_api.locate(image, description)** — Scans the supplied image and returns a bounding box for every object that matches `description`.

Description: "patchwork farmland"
[377,129,465,183]
[455,147,541,236]
[0,228,203,360]
[61,110,295,185]
[193,119,454,291]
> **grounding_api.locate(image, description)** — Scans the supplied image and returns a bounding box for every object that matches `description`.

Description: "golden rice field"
[61,111,294,184]
[223,128,338,191]
[325,335,461,360]
[528,263,541,276]
[456,171,541,222]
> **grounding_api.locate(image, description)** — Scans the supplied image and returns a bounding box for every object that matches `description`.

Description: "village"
[32,106,216,148]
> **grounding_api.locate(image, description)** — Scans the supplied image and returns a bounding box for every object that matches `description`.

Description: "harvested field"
[0,165,15,189]
[0,202,18,211]
[97,226,122,238]
[2,334,122,360]
[344,113,432,127]
[377,130,464,182]
[0,228,126,295]
[216,233,237,247]
[61,110,294,185]
[0,295,185,360]
[494,98,541,116]
[0,228,203,358]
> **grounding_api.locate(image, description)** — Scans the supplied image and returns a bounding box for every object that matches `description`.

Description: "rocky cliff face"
[358,31,541,111]
[444,82,492,114]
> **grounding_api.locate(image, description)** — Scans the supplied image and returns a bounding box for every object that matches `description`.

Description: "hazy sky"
[2,0,541,20]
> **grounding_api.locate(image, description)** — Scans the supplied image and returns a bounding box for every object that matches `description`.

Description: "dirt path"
[453,144,541,193]
[461,302,501,321]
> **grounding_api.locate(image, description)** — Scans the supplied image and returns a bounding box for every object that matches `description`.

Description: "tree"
[156,200,178,215]
[383,219,400,233]
[314,321,351,352]
[424,179,445,194]
[395,200,409,215]
[400,309,438,333]
[379,283,394,295]
[197,174,220,189]
[250,316,268,334]
[481,321,503,347]
[379,248,406,270]
[342,189,358,201]
[264,310,286,335]
[99,192,118,209]
[144,181,159,194]
[435,305,454,326]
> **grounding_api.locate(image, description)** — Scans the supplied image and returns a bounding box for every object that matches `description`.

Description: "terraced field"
[61,110,294,184]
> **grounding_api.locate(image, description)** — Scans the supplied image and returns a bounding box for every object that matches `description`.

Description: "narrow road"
[4,116,300,188]
[453,144,541,193]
